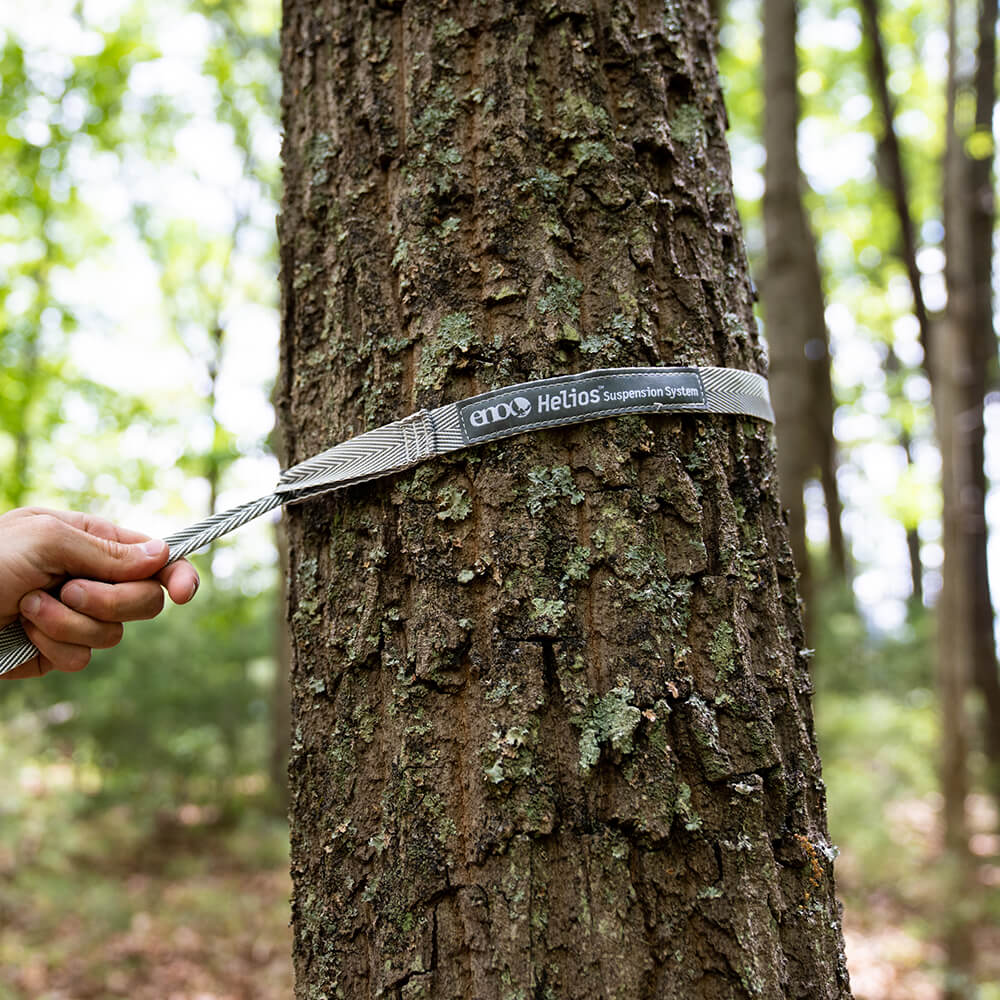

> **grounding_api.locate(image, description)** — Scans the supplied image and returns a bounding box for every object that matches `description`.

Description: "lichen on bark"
[277,1,852,997]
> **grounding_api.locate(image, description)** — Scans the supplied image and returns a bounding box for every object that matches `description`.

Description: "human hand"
[0,507,200,679]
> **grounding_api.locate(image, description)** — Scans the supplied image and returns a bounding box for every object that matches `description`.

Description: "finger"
[19,590,124,650]
[26,509,154,546]
[158,560,200,605]
[60,579,166,623]
[27,512,169,584]
[1,654,48,679]
[80,522,200,603]
[20,618,93,673]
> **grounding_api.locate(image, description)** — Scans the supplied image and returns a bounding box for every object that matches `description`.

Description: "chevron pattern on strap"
[0,365,772,676]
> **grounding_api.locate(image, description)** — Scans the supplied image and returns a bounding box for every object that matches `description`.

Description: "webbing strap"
[0,365,772,675]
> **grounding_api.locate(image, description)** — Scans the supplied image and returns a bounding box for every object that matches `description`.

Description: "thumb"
[37,518,171,583]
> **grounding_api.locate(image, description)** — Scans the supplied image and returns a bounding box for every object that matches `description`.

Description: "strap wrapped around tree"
[0,365,772,676]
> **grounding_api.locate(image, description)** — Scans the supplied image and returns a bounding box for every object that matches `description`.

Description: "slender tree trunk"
[865,0,999,780]
[932,1,996,993]
[278,2,851,997]
[269,406,293,809]
[932,311,977,1000]
[886,345,926,606]
[857,0,933,359]
[857,0,929,608]
[941,0,1000,787]
[967,0,1000,776]
[761,0,846,625]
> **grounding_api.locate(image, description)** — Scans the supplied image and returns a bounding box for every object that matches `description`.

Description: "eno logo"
[468,395,532,428]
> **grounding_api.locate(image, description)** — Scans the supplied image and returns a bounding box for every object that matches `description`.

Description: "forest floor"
[0,804,293,1000]
[4,678,1000,1000]
[2,793,998,999]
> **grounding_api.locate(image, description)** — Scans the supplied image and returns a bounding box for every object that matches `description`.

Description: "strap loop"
[0,365,771,675]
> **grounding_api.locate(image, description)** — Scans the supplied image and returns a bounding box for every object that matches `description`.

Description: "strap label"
[456,368,706,444]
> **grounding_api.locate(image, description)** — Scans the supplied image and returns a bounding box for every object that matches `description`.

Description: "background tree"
[931,0,1000,993]
[726,0,1000,992]
[277,0,850,995]
[762,0,846,622]
[937,0,1000,784]
[856,0,933,608]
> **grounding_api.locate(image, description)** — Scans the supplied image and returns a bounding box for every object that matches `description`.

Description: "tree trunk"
[857,0,933,360]
[857,0,929,607]
[966,0,1000,779]
[761,0,846,624]
[271,517,293,810]
[941,0,1000,796]
[277,2,851,997]
[932,1,994,993]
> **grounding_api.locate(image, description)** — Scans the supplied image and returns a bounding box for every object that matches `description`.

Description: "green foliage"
[0,22,159,505]
[0,0,283,825]
[816,686,939,885]
[0,800,291,997]
[810,572,951,959]
[1,578,280,811]
[812,573,935,696]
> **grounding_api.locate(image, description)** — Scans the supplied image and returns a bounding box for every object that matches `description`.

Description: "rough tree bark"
[761,0,846,623]
[277,2,852,997]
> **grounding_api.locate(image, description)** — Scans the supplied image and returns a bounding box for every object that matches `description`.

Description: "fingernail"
[141,539,166,557]
[21,592,42,616]
[62,582,86,611]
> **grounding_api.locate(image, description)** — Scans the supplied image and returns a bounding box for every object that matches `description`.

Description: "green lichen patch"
[623,551,694,641]
[556,92,613,140]
[710,621,736,679]
[574,682,643,772]
[676,782,702,831]
[391,237,410,270]
[482,724,534,785]
[484,676,519,705]
[580,311,637,355]
[416,312,477,391]
[529,596,570,630]
[537,272,584,323]
[432,17,463,43]
[435,485,472,522]
[560,545,592,588]
[516,166,566,202]
[431,145,463,193]
[394,464,440,504]
[307,131,334,184]
[436,215,460,238]
[405,80,466,195]
[524,465,585,516]
[411,81,458,140]
[671,103,703,146]
[570,139,614,168]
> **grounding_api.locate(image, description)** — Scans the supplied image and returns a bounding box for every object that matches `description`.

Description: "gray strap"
[0,365,771,676]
